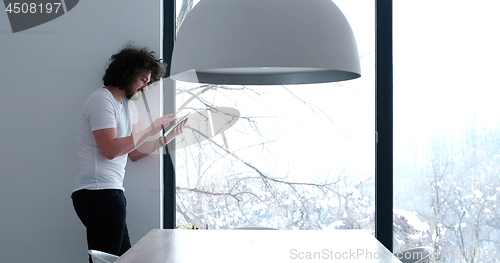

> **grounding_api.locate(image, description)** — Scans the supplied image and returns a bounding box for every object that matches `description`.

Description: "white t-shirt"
[74,88,138,192]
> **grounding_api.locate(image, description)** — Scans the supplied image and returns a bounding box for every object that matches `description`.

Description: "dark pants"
[71,189,131,263]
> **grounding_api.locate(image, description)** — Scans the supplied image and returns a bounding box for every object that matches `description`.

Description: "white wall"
[0,1,164,262]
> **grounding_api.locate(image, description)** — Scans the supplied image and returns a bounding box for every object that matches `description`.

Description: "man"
[71,44,187,262]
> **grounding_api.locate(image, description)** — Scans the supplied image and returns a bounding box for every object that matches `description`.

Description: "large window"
[394,0,500,260]
[174,0,375,230]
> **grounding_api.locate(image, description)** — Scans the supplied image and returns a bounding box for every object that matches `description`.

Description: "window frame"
[163,0,394,251]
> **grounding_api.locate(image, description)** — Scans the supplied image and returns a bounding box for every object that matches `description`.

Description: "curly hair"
[102,43,167,90]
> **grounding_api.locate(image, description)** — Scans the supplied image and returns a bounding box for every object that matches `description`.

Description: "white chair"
[393,247,433,263]
[88,250,119,263]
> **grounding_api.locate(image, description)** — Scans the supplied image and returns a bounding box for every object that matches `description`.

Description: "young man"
[71,44,187,262]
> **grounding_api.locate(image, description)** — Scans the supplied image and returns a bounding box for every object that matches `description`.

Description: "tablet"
[163,114,189,137]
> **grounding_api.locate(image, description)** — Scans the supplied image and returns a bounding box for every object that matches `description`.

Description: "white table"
[115,229,401,263]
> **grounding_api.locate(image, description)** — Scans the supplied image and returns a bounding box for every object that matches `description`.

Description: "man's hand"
[150,113,177,137]
[164,117,189,144]
[128,115,188,162]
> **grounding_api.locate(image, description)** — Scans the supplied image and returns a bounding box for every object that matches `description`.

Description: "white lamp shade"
[170,0,361,85]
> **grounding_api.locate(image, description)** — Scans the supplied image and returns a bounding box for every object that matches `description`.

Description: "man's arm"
[128,118,188,162]
[93,114,177,160]
[127,123,152,162]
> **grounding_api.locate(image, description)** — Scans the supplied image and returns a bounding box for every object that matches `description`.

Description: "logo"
[3,0,79,33]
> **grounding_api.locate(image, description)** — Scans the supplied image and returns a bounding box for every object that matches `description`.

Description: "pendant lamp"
[170,0,361,85]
